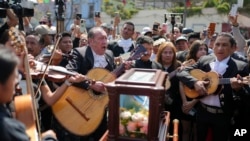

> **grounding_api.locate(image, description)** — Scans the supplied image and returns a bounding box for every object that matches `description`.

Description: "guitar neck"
[168,70,178,80]
[23,45,42,139]
[111,44,147,77]
[219,77,249,85]
[219,78,231,85]
[112,54,134,77]
[112,63,125,77]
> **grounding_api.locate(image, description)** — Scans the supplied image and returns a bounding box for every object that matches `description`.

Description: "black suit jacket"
[177,55,249,115]
[0,104,57,141]
[176,50,189,63]
[107,40,135,57]
[66,46,115,89]
[67,46,115,74]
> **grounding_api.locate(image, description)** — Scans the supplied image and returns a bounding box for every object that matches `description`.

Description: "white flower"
[131,112,145,122]
[120,111,132,119]
[153,38,166,46]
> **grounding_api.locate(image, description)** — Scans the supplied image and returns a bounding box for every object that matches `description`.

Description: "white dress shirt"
[92,49,108,68]
[117,38,133,53]
[200,57,230,107]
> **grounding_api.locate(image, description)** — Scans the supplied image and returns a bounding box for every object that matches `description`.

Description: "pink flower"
[140,124,148,134]
[137,118,148,127]
[127,121,137,132]
[119,123,125,135]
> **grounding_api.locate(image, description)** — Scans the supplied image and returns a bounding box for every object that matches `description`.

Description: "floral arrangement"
[119,107,149,138]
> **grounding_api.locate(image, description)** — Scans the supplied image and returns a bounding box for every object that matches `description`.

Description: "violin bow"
[35,35,62,96]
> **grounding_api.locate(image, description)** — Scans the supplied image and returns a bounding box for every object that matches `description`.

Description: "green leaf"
[44,0,50,3]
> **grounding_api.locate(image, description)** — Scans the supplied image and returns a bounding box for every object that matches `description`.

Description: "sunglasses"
[39,21,47,24]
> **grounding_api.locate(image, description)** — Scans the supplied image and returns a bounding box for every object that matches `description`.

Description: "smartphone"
[95,11,100,17]
[230,4,238,16]
[80,19,87,33]
[76,14,81,20]
[208,23,216,36]
[203,30,207,36]
[153,24,159,31]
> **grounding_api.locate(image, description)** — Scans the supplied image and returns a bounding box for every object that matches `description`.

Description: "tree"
[102,0,138,20]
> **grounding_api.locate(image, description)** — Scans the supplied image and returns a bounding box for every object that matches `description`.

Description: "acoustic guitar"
[52,44,147,136]
[183,69,250,98]
[9,27,41,141]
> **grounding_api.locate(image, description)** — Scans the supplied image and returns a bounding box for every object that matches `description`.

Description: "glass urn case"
[105,68,167,141]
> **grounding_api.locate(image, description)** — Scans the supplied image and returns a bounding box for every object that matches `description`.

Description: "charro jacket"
[176,55,249,116]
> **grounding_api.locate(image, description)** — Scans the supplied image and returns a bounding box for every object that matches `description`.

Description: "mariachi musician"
[177,33,250,141]
[0,45,59,141]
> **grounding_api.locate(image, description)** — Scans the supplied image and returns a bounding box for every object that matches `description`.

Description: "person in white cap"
[141,27,153,37]
[175,36,189,62]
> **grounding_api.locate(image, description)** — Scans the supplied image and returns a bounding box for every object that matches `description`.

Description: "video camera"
[0,0,35,18]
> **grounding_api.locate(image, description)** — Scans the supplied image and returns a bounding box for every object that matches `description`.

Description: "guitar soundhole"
[92,90,102,95]
[89,90,106,99]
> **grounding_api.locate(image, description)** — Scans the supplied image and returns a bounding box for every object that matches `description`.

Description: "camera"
[20,0,35,17]
[0,0,35,18]
[0,0,9,18]
[170,14,176,26]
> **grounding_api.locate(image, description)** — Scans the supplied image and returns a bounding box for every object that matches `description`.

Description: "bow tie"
[210,61,228,75]
[118,39,133,52]
[94,55,107,68]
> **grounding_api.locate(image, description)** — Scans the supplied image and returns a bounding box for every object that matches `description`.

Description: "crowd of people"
[0,7,250,141]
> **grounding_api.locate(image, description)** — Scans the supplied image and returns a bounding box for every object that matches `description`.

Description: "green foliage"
[217,2,230,14]
[170,7,184,13]
[220,2,230,10]
[217,5,229,14]
[245,0,250,5]
[102,1,139,20]
[170,6,202,17]
[203,0,217,8]
[170,0,232,16]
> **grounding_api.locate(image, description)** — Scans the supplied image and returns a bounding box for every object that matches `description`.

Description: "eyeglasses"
[39,21,47,24]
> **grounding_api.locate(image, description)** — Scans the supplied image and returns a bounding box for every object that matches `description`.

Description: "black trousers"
[196,105,231,141]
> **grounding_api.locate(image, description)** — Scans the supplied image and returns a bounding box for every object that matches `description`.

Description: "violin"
[38,45,74,63]
[39,53,74,63]
[29,60,76,83]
